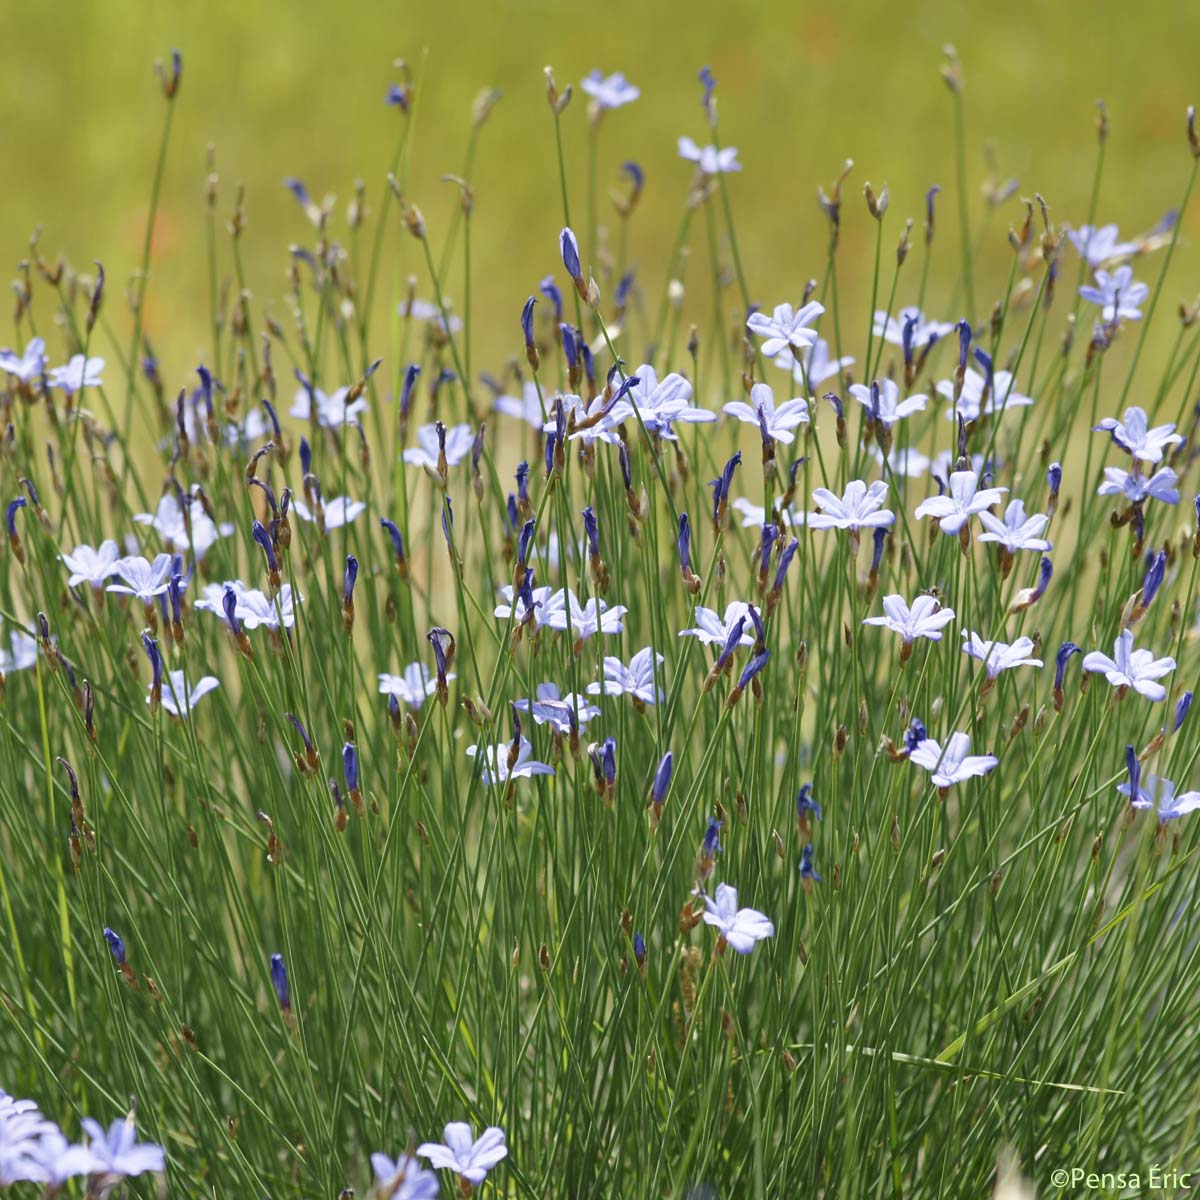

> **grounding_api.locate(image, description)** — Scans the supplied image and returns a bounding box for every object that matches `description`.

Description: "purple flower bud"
[708,452,742,522]
[249,478,278,517]
[168,573,184,626]
[632,932,646,968]
[197,364,215,417]
[270,953,290,1010]
[428,627,452,682]
[5,496,26,536]
[222,586,242,638]
[580,342,595,386]
[400,364,421,417]
[1047,462,1062,496]
[141,632,163,688]
[539,276,563,321]
[698,65,717,117]
[677,513,694,573]
[973,347,995,392]
[517,520,536,569]
[379,517,406,563]
[904,718,927,753]
[385,83,408,110]
[1125,744,1141,808]
[468,425,485,476]
[21,478,40,508]
[902,316,918,369]
[601,736,617,786]
[715,617,746,672]
[516,461,530,503]
[252,520,279,573]
[582,506,600,557]
[611,372,641,406]
[702,815,723,857]
[956,320,972,370]
[1031,556,1053,601]
[614,270,636,310]
[652,751,673,806]
[1054,642,1081,690]
[516,570,536,616]
[284,178,311,208]
[925,184,941,229]
[284,712,314,753]
[1173,691,1193,732]
[262,397,282,441]
[622,161,644,192]
[748,603,766,647]
[521,296,537,350]
[343,741,359,792]
[868,381,882,421]
[441,496,454,550]
[561,324,579,371]
[299,436,312,478]
[774,538,799,591]
[560,227,583,281]
[1141,550,1166,609]
[737,649,770,690]
[619,441,633,490]
[759,524,778,575]
[543,431,556,477]
[822,391,843,420]
[505,495,519,533]
[343,554,358,605]
[796,783,821,823]
[103,927,126,965]
[870,527,889,574]
[799,843,821,883]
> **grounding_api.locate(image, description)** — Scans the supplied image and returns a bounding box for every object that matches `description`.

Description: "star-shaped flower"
[61,540,121,589]
[723,382,809,443]
[937,369,1033,422]
[156,670,220,718]
[1067,223,1137,266]
[1118,773,1200,820]
[961,632,1044,678]
[746,302,823,359]
[402,423,476,470]
[849,379,928,427]
[677,137,741,175]
[1082,630,1176,701]
[1092,406,1182,463]
[379,663,453,709]
[417,1123,508,1187]
[679,601,758,647]
[700,882,775,954]
[806,480,895,539]
[586,647,665,706]
[909,732,998,788]
[48,355,104,394]
[0,337,46,385]
[914,471,1007,536]
[862,594,956,645]
[288,384,366,427]
[581,70,639,110]
[1079,264,1149,321]
[976,499,1052,553]
[514,683,600,733]
[873,306,953,350]
[290,496,367,529]
[1097,466,1179,505]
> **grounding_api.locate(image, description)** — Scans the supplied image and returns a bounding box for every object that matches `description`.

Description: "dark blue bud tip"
[560,227,583,280]
[103,927,126,965]
[270,953,291,1010]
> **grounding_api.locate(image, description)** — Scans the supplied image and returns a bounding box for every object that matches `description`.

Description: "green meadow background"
[4,0,1199,381]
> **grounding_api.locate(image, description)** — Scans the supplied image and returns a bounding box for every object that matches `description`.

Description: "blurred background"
[3,0,1199,385]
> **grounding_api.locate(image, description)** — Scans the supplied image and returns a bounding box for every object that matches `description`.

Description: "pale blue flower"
[417,1123,508,1185]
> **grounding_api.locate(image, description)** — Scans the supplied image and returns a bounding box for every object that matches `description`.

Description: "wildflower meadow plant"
[3,42,1200,1200]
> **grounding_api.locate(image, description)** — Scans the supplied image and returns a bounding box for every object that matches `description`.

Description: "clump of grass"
[1,47,1200,1200]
